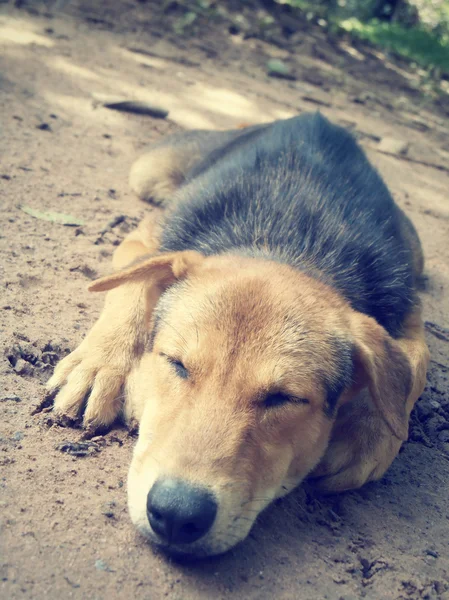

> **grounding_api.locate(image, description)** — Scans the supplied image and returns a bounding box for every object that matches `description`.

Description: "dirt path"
[1,2,449,599]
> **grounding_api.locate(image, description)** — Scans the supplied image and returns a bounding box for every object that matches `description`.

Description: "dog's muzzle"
[146,478,218,546]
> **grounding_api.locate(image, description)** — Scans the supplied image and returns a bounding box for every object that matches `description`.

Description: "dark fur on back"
[160,113,416,337]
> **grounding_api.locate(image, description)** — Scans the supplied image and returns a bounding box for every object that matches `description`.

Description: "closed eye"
[263,392,309,409]
[160,354,189,379]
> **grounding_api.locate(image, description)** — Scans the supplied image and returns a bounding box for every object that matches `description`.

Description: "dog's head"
[90,251,411,557]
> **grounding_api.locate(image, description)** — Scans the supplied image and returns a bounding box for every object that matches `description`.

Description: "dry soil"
[1,2,449,599]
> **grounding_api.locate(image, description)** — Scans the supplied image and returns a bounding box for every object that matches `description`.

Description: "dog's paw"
[309,454,380,493]
[129,149,182,205]
[309,431,402,493]
[46,328,136,429]
[309,393,404,493]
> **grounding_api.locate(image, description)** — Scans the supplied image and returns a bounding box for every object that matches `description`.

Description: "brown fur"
[47,132,430,556]
[129,148,193,205]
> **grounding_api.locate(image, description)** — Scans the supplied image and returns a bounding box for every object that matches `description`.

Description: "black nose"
[147,478,217,545]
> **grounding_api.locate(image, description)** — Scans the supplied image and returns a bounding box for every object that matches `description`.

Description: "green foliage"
[20,206,84,226]
[273,0,449,73]
[168,0,449,73]
[409,0,449,34]
[173,10,198,34]
[340,17,449,71]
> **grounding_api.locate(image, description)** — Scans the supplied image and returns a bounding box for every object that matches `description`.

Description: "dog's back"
[160,113,416,338]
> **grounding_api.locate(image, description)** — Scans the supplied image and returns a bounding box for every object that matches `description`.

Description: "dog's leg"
[47,125,255,426]
[48,124,268,427]
[112,210,163,269]
[310,306,429,492]
[129,142,190,206]
[129,125,267,206]
[47,211,162,428]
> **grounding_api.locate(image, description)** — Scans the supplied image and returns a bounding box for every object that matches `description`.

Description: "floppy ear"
[88,250,204,292]
[350,313,412,441]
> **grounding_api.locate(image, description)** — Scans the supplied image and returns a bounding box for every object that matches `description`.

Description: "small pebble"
[14,359,33,375]
[101,501,116,518]
[377,137,409,156]
[0,395,21,402]
[95,559,114,572]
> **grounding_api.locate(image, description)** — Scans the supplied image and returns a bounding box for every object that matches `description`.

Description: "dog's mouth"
[129,477,272,558]
[139,529,237,559]
[135,516,253,559]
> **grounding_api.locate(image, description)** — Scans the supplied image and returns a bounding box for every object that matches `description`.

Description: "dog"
[46,113,429,557]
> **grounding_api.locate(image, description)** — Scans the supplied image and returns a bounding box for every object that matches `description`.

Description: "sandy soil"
[1,2,449,598]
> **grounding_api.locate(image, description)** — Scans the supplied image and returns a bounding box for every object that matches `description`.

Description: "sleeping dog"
[47,113,429,557]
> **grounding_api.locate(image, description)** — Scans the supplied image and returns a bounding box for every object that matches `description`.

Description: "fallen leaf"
[92,93,168,118]
[173,11,197,35]
[267,59,295,80]
[302,95,332,107]
[95,559,115,572]
[20,206,84,226]
[104,100,168,118]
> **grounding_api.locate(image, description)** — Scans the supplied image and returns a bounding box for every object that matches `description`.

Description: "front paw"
[309,392,404,493]
[309,433,402,493]
[46,333,135,429]
[309,454,381,493]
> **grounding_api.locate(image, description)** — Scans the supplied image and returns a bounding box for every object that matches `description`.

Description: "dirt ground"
[1,1,449,599]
